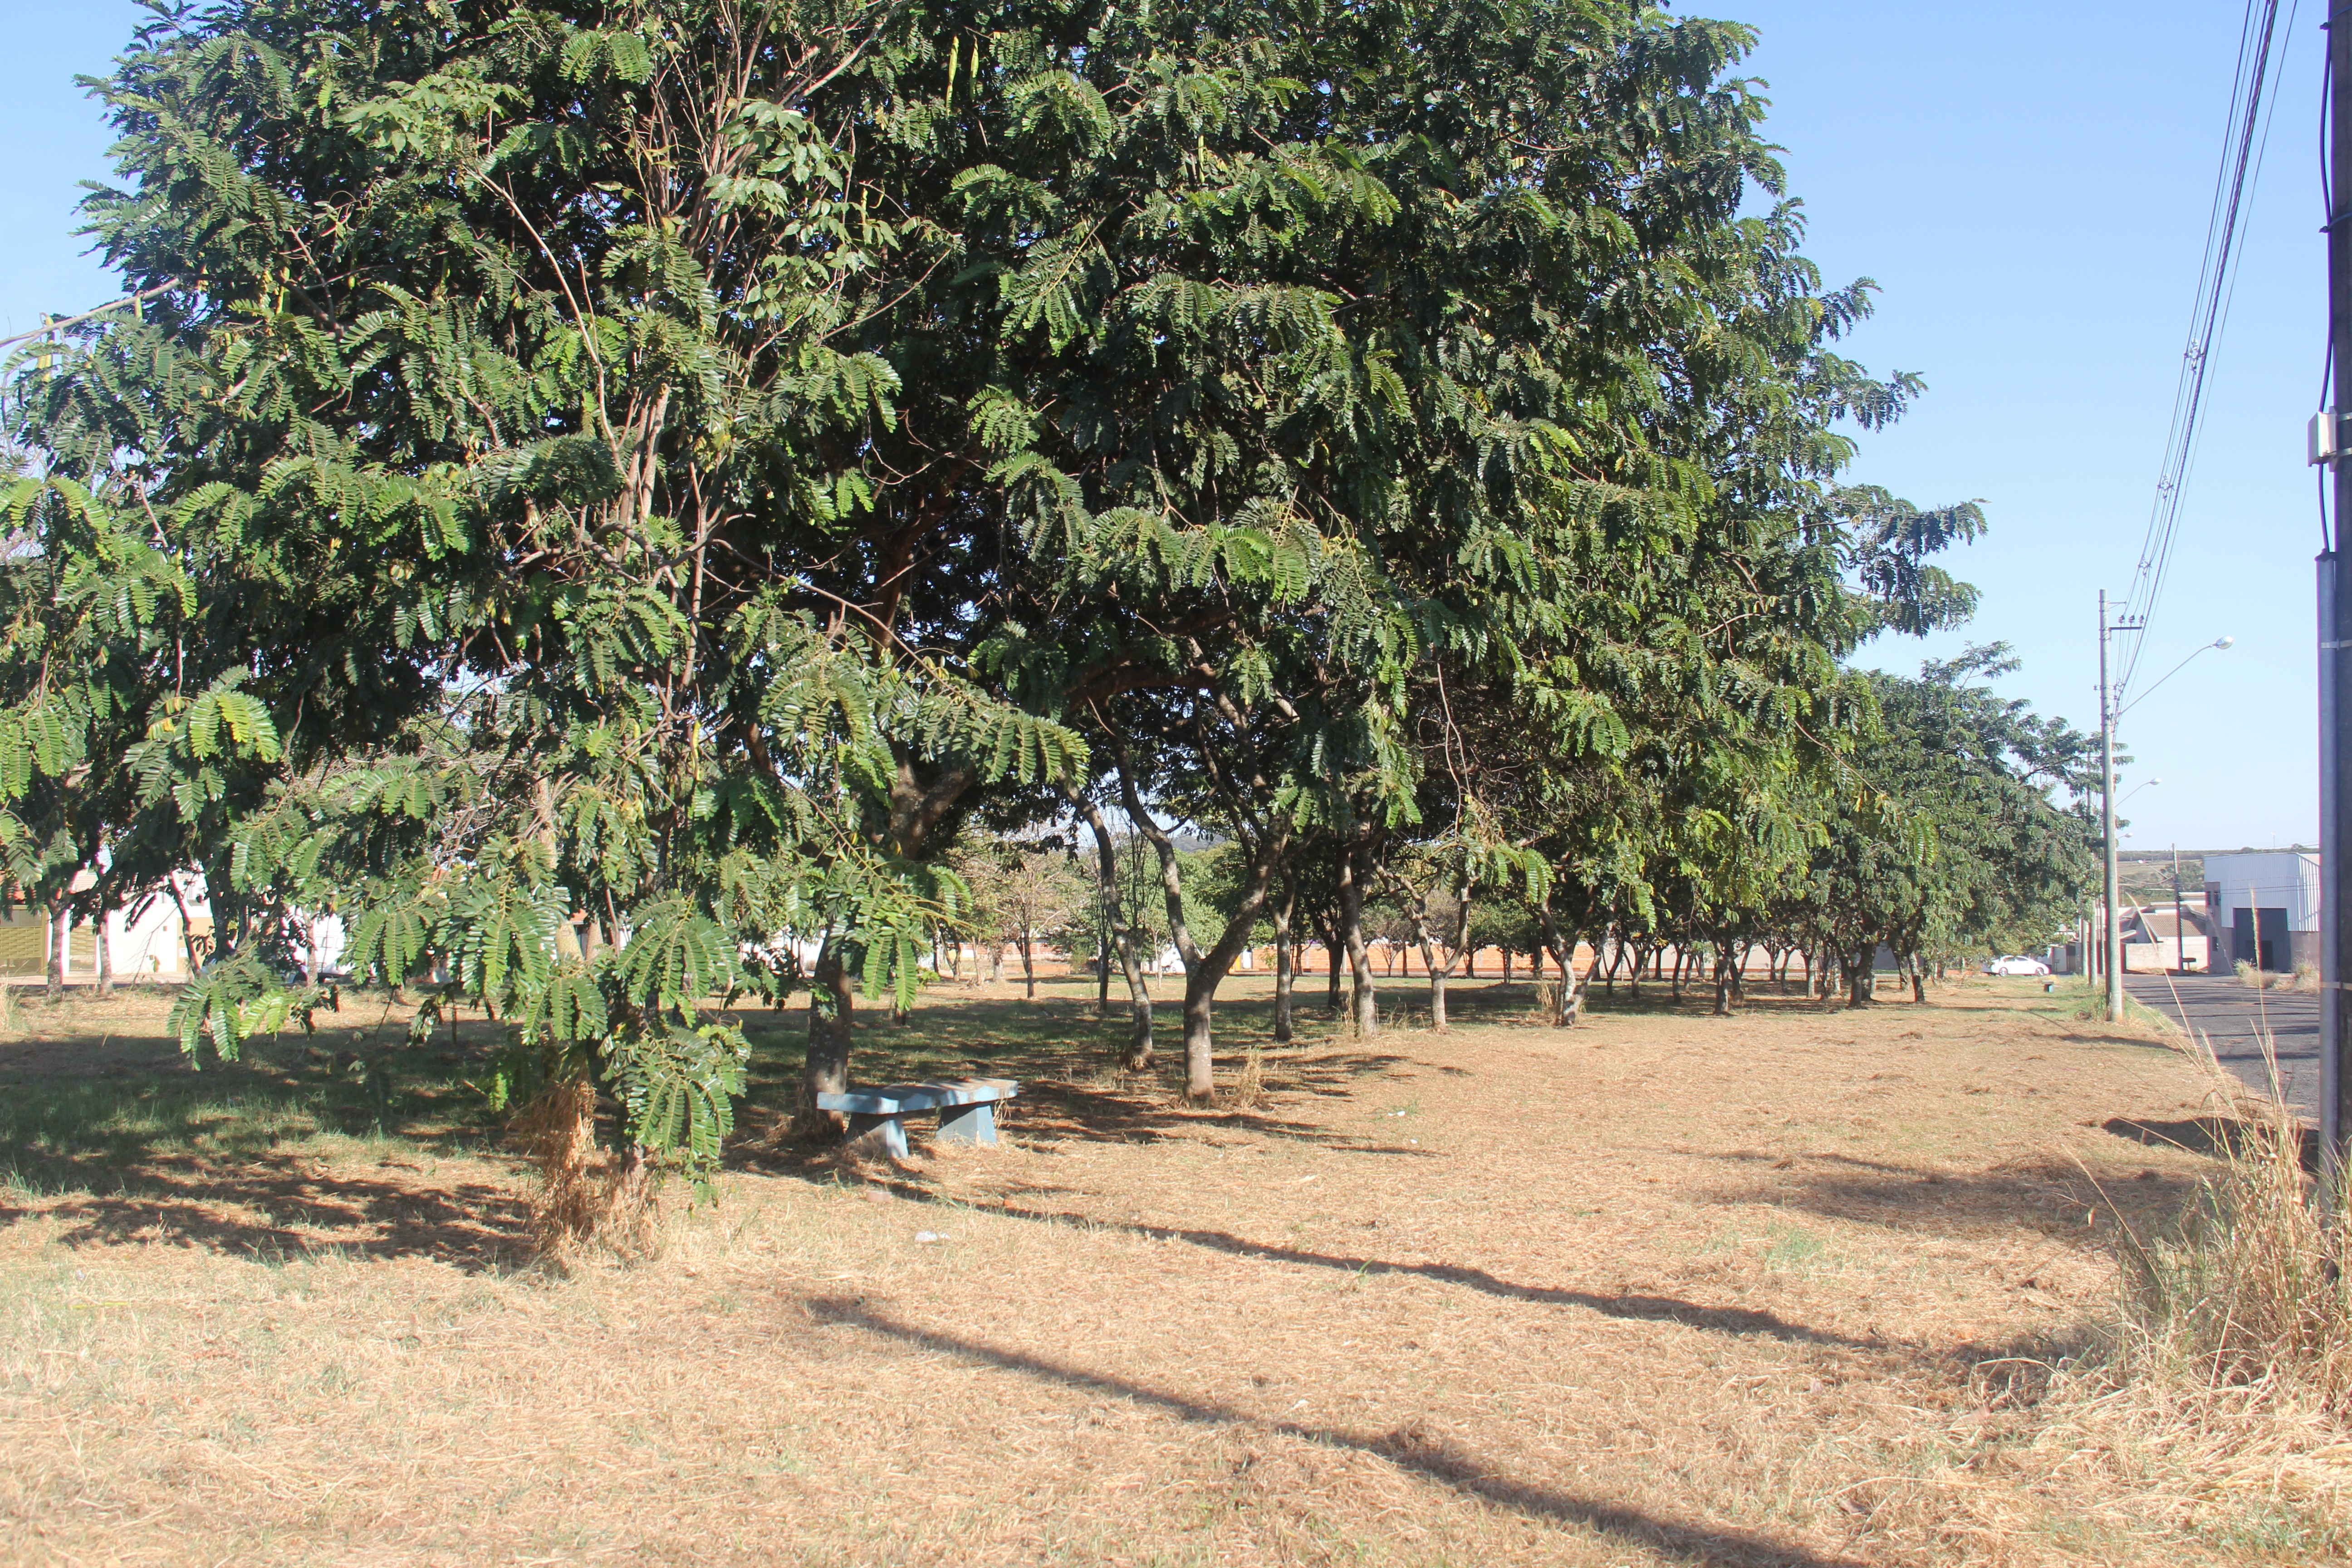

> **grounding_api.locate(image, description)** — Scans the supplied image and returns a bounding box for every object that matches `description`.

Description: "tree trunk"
[1423,936,1448,1029]
[1337,839,1378,1038]
[1019,930,1036,999]
[1117,758,1287,1099]
[794,938,857,1139]
[1392,877,1464,1034]
[1501,947,1513,983]
[1169,887,1287,1099]
[1069,779,1156,1068]
[533,777,586,967]
[45,900,68,1001]
[1712,953,1733,1016]
[1095,920,1111,1017]
[1847,946,1875,1008]
[1326,929,1344,1013]
[1533,908,1583,1025]
[95,915,113,998]
[1272,883,1296,1044]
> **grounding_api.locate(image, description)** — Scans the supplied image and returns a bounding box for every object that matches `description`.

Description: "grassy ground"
[0,970,2338,1565]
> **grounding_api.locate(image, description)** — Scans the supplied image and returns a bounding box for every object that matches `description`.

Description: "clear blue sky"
[1735,0,2326,854]
[0,1,2328,852]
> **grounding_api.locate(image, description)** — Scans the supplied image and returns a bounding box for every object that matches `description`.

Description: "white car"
[1983,955,2051,977]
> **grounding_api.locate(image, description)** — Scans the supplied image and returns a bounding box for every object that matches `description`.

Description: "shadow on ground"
[806,1294,1870,1568]
[1692,1149,2195,1251]
[2102,1114,2316,1173]
[0,1148,529,1268]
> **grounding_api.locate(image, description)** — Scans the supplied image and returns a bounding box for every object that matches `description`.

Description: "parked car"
[1983,954,2051,977]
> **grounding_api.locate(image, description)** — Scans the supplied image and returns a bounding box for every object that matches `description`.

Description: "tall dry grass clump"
[2113,1098,2352,1416]
[514,1075,661,1262]
[2029,1042,2352,1548]
[1227,1044,1268,1108]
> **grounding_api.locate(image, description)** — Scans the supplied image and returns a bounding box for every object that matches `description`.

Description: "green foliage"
[166,949,321,1066]
[1810,647,2097,973]
[3,0,2022,1147]
[602,1017,749,1187]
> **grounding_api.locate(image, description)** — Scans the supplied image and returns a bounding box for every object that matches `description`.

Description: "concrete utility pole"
[2321,0,2352,1195]
[2173,844,2190,975]
[2099,591,2132,1024]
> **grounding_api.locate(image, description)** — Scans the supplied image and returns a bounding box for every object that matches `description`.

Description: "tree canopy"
[0,0,2087,1233]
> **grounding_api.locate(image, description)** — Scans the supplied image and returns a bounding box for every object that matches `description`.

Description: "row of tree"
[962,637,2097,1032]
[0,0,2093,1228]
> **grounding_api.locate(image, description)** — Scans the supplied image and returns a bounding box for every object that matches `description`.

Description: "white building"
[2205,850,2320,975]
[0,872,204,984]
[0,868,349,985]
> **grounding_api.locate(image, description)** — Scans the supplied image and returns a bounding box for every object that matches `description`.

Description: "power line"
[2117,0,2293,696]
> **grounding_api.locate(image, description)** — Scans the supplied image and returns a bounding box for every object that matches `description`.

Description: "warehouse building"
[2205,850,2320,975]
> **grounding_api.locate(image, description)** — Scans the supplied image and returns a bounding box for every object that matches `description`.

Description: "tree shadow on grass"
[806,1295,1868,1568]
[793,1170,1889,1352]
[1008,1078,1442,1157]
[1694,1151,2195,1252]
[2101,1114,2315,1172]
[0,1147,529,1269]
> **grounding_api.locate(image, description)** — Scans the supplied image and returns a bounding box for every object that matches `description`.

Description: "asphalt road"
[2124,974,2318,1123]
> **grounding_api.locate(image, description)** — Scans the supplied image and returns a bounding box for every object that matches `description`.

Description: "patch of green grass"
[0,1034,500,1197]
[1759,1222,1834,1278]
[0,1080,325,1186]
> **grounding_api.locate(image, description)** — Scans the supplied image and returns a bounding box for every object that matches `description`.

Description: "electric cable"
[2117,0,2291,695]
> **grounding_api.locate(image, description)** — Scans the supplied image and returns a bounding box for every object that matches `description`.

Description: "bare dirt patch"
[0,976,2331,1565]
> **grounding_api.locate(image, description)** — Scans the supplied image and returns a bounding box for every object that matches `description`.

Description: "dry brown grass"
[0,974,2343,1564]
[514,1075,664,1262]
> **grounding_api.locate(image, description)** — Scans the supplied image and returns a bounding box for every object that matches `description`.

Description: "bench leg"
[936,1102,998,1146]
[846,1112,910,1161]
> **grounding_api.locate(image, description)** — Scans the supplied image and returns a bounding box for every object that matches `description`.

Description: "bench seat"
[817,1077,1018,1158]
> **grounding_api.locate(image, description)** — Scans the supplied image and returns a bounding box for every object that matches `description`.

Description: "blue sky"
[0,1,2328,851]
[1734,0,2325,853]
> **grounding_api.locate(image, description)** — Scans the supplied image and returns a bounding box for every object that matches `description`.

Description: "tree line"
[0,0,2092,1229]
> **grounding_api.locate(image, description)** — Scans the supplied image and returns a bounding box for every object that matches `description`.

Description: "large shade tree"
[14,0,1090,1223]
[5,0,1999,1218]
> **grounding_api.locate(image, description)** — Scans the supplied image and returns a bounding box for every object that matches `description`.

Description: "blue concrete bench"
[817,1078,1019,1160]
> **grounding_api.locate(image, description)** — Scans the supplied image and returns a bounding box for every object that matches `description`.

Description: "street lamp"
[2117,637,2234,719]
[2100,613,2232,1023]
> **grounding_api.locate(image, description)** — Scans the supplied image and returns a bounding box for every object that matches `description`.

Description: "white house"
[0,867,352,985]
[0,871,203,983]
[2205,850,2320,975]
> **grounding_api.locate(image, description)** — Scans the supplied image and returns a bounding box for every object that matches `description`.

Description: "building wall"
[2206,852,2320,972]
[2121,936,2210,973]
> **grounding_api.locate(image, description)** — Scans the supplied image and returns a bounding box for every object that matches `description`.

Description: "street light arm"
[2116,637,2234,719]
